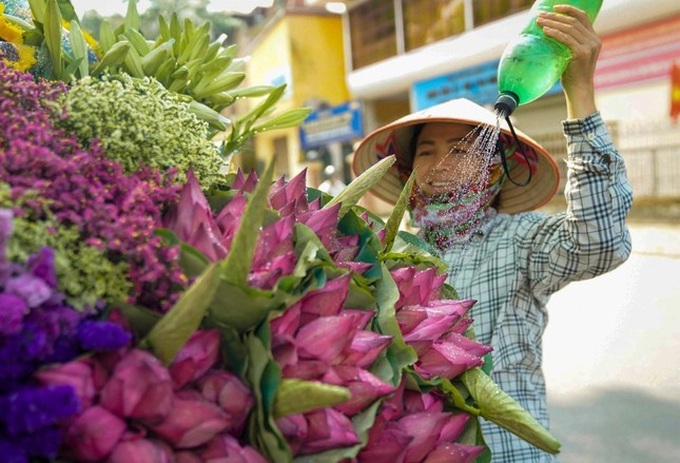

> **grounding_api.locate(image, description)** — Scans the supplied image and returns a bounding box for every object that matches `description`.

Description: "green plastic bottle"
[494,0,603,117]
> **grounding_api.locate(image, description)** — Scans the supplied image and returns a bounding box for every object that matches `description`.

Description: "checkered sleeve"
[526,112,633,296]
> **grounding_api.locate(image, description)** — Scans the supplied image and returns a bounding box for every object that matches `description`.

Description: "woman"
[352,5,633,462]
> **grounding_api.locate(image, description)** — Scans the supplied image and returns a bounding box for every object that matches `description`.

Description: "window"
[403,0,466,51]
[349,0,397,69]
[473,0,533,27]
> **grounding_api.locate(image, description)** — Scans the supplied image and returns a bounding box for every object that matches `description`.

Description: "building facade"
[238,0,680,210]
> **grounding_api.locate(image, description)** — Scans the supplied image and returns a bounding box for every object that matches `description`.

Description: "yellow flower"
[0,3,25,43]
[0,41,36,71]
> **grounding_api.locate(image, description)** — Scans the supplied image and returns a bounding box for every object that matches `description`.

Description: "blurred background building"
[229,0,680,217]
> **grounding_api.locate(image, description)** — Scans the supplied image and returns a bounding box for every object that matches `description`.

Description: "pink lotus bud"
[395,307,428,334]
[99,349,173,425]
[416,268,446,304]
[299,204,341,249]
[35,357,107,409]
[342,309,375,331]
[269,169,307,215]
[272,334,298,369]
[230,168,259,193]
[108,438,174,463]
[175,451,203,463]
[421,443,485,463]
[169,329,221,389]
[331,234,360,261]
[252,216,295,269]
[323,366,395,416]
[402,390,443,414]
[276,414,308,455]
[437,413,471,444]
[357,426,412,463]
[440,332,493,358]
[248,251,297,289]
[402,314,460,344]
[215,194,247,248]
[398,412,450,463]
[341,331,392,368]
[450,316,473,335]
[62,406,126,461]
[298,274,351,322]
[282,359,330,380]
[200,433,269,463]
[163,170,227,261]
[151,390,229,449]
[198,370,254,435]
[296,315,355,363]
[270,304,301,338]
[414,342,485,380]
[298,408,359,455]
[425,299,475,318]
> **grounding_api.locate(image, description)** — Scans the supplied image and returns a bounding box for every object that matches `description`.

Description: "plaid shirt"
[438,112,633,462]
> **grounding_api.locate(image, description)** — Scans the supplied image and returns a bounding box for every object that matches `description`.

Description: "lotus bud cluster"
[270,274,395,455]
[36,329,265,462]
[356,380,485,463]
[390,266,492,379]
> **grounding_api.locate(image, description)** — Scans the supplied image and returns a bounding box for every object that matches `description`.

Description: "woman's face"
[412,122,487,196]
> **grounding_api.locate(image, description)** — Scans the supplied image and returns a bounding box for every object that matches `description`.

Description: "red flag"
[671,61,680,121]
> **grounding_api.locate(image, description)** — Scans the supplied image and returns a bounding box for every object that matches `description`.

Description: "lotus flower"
[389,267,492,381]
[422,443,485,463]
[199,434,268,463]
[99,349,174,425]
[108,438,175,463]
[280,408,360,456]
[322,365,395,416]
[357,381,485,463]
[35,357,108,408]
[163,169,298,290]
[62,405,127,461]
[198,370,255,435]
[169,329,221,389]
[150,390,230,449]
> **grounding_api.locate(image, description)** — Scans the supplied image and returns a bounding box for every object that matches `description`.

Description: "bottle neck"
[494,92,519,118]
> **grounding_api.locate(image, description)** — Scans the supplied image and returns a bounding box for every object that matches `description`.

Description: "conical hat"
[352,98,560,214]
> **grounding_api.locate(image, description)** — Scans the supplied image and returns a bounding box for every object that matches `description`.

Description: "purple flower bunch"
[0,209,132,462]
[0,62,186,311]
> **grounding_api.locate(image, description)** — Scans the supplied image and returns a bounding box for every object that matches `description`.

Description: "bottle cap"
[494,93,518,118]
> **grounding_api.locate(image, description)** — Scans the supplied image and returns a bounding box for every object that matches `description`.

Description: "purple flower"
[0,439,27,463]
[0,293,28,335]
[0,63,185,312]
[26,247,57,288]
[76,319,132,351]
[1,385,80,435]
[17,426,62,459]
[4,274,52,308]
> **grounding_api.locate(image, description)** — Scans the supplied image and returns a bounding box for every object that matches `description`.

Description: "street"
[543,223,680,463]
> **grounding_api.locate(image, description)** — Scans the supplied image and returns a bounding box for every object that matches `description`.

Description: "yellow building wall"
[287,15,349,107]
[240,13,349,180]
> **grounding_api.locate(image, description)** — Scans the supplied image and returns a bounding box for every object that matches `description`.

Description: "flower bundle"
[0,209,132,462]
[0,1,562,462]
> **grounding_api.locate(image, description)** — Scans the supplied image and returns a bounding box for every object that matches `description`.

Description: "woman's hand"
[537,4,602,119]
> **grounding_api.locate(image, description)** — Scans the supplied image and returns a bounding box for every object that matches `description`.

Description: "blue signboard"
[299,101,364,150]
[413,59,563,111]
